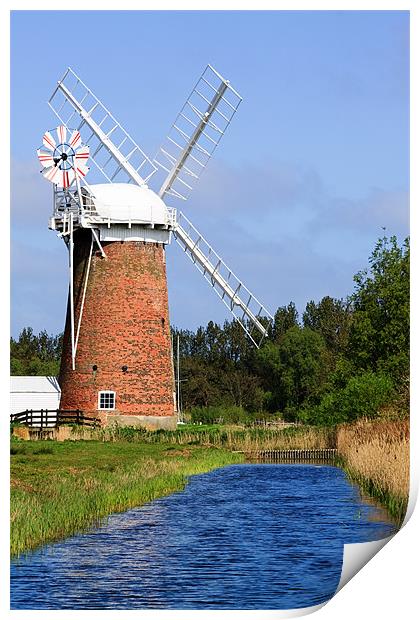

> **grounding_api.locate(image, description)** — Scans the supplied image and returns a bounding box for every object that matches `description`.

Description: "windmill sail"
[48,67,157,186]
[174,212,273,347]
[44,65,272,349]
[154,65,242,201]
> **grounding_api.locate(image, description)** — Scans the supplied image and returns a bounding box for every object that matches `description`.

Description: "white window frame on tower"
[98,390,116,410]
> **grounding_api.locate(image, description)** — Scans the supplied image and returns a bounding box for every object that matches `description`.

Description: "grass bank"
[10,440,243,557]
[337,418,409,524]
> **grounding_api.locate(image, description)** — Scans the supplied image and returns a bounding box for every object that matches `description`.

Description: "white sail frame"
[174,211,273,347]
[154,65,242,201]
[48,67,157,186]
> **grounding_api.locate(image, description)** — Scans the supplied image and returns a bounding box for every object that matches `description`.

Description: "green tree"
[10,327,38,362]
[10,328,63,376]
[302,371,395,426]
[270,302,299,343]
[218,368,264,410]
[303,296,351,354]
[348,235,409,380]
[178,357,220,409]
[258,326,328,418]
[222,319,254,365]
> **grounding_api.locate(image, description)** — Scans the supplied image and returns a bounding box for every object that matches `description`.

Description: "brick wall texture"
[59,229,175,422]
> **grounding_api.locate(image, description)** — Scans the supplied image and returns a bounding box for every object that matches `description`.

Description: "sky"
[10,10,409,338]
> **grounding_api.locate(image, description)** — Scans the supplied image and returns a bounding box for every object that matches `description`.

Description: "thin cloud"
[11,158,52,229]
[10,156,409,336]
[185,159,326,216]
[307,187,409,237]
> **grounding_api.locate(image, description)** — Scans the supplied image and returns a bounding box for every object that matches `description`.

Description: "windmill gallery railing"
[10,409,101,428]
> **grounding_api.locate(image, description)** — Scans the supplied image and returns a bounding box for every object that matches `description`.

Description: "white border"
[3,2,418,619]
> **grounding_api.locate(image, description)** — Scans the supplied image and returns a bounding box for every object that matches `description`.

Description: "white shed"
[10,376,61,416]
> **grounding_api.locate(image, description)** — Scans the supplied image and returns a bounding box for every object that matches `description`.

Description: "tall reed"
[337,419,409,523]
[94,425,336,452]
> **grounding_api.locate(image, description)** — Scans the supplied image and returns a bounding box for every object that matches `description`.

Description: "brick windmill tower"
[37,66,273,428]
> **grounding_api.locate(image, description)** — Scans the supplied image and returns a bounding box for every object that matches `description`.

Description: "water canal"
[10,463,397,610]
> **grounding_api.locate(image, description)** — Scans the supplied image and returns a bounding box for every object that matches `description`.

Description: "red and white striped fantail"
[37,125,90,189]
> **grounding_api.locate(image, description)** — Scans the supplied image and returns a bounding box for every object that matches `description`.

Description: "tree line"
[170,235,409,425]
[11,328,62,377]
[11,235,409,426]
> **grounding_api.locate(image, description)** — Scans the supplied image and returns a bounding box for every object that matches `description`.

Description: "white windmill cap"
[88,183,169,225]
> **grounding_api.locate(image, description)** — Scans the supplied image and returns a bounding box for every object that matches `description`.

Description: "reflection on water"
[10,464,396,610]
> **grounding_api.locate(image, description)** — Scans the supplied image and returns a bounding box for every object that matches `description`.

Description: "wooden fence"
[10,409,101,428]
[249,449,338,462]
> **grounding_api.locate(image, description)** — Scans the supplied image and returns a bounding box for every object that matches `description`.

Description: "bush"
[304,371,395,426]
[190,405,248,425]
[189,405,278,426]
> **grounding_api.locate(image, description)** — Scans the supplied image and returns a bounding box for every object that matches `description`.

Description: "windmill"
[37,66,273,428]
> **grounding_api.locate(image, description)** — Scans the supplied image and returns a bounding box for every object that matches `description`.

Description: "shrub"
[189,405,277,426]
[190,405,248,425]
[306,371,395,426]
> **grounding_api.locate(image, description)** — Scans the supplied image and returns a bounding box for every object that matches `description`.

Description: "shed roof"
[10,376,61,394]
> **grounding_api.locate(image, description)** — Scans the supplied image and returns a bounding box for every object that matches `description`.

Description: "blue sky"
[10,10,409,337]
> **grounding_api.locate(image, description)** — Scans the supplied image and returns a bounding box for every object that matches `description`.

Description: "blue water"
[10,464,396,610]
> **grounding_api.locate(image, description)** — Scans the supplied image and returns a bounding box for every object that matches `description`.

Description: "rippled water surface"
[10,464,396,610]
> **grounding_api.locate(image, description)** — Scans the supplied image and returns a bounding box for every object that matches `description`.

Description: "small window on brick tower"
[98,391,116,410]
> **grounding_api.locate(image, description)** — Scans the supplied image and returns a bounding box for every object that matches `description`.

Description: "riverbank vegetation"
[10,440,243,557]
[92,423,336,452]
[337,418,409,523]
[10,234,409,549]
[10,418,408,557]
[72,419,409,524]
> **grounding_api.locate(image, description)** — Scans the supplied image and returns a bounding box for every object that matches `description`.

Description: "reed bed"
[97,425,336,452]
[10,441,243,557]
[337,419,409,523]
